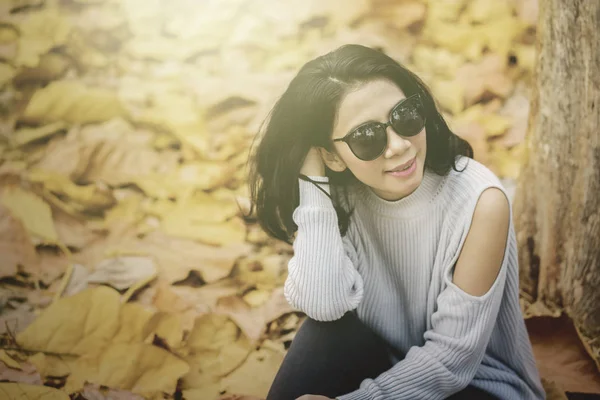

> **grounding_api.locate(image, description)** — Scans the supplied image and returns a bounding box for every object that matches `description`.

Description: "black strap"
[298,174,332,201]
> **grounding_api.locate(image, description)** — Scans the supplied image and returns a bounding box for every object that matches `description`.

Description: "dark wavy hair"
[244,44,473,245]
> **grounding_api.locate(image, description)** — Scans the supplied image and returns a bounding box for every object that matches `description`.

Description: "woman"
[245,44,545,400]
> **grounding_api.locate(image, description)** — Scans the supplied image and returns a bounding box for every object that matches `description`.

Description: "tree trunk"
[513,0,600,370]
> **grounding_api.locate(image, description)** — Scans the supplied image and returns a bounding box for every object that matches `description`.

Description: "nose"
[383,125,411,158]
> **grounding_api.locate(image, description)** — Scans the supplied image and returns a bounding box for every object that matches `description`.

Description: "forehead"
[333,79,406,138]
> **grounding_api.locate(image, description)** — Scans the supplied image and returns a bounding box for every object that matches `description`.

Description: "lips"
[386,156,416,172]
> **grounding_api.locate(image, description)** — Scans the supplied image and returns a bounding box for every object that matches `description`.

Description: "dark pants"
[267,311,500,400]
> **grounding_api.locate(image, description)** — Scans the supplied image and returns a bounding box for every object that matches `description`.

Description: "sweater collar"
[356,167,447,218]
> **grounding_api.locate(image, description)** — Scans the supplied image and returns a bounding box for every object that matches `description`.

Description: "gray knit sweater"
[284,156,545,400]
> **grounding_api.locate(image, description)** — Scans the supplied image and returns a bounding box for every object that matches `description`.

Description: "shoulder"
[442,155,512,216]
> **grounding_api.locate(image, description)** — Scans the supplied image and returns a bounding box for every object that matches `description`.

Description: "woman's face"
[326,79,427,201]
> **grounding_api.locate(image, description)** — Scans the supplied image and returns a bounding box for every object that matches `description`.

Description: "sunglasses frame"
[332,93,426,161]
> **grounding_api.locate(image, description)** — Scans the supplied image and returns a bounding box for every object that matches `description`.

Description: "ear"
[318,147,347,172]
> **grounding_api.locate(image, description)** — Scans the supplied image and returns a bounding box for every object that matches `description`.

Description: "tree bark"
[513,0,600,370]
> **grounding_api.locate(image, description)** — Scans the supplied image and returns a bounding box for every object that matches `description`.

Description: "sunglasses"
[333,93,426,161]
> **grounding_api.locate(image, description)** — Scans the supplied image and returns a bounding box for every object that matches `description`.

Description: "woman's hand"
[300,147,326,177]
[295,395,335,400]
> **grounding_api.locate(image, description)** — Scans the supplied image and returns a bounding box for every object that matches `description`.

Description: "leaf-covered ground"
[0,0,598,399]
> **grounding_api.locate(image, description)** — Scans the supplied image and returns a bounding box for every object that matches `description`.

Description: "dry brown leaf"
[0,382,69,400]
[216,288,294,343]
[455,54,514,106]
[162,214,247,246]
[0,302,37,336]
[12,121,67,147]
[135,161,236,199]
[80,383,146,400]
[52,206,102,249]
[0,350,22,370]
[0,203,39,278]
[27,352,79,378]
[63,342,189,396]
[15,8,72,68]
[1,186,58,244]
[234,250,289,289]
[182,314,253,390]
[526,315,600,393]
[160,279,241,314]
[0,63,16,86]
[34,119,175,187]
[218,345,284,399]
[88,256,157,291]
[28,168,116,212]
[119,231,252,284]
[16,286,121,355]
[21,81,125,124]
[498,92,530,148]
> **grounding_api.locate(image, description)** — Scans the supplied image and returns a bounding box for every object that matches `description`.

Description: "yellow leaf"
[162,213,246,246]
[1,187,58,243]
[479,114,512,137]
[465,0,512,23]
[12,121,67,147]
[0,350,21,369]
[0,63,16,86]
[64,343,189,396]
[16,286,121,355]
[430,80,464,115]
[112,302,155,344]
[15,8,72,68]
[218,346,284,398]
[135,161,235,198]
[243,289,271,308]
[411,46,464,79]
[27,169,116,211]
[182,314,252,388]
[514,44,536,73]
[0,382,69,400]
[27,352,78,378]
[133,93,207,155]
[21,81,125,124]
[427,0,468,21]
[87,256,157,291]
[143,312,184,349]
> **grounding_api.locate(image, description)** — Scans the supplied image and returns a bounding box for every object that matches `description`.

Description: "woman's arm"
[284,176,364,321]
[336,188,513,400]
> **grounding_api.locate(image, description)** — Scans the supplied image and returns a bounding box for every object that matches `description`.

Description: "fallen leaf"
[1,186,58,243]
[80,383,146,400]
[455,54,514,105]
[16,286,121,355]
[0,350,22,370]
[119,231,252,284]
[27,352,78,378]
[0,63,16,86]
[88,256,157,291]
[12,121,67,147]
[216,288,294,343]
[0,382,69,400]
[28,168,116,212]
[0,203,39,278]
[182,314,253,389]
[21,81,125,124]
[64,342,189,396]
[218,346,284,399]
[52,206,102,249]
[15,8,72,68]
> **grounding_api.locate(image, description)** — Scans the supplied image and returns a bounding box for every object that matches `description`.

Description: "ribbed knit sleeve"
[337,193,512,400]
[283,177,365,321]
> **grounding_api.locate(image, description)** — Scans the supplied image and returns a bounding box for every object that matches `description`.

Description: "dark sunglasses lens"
[391,95,425,136]
[349,123,387,160]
